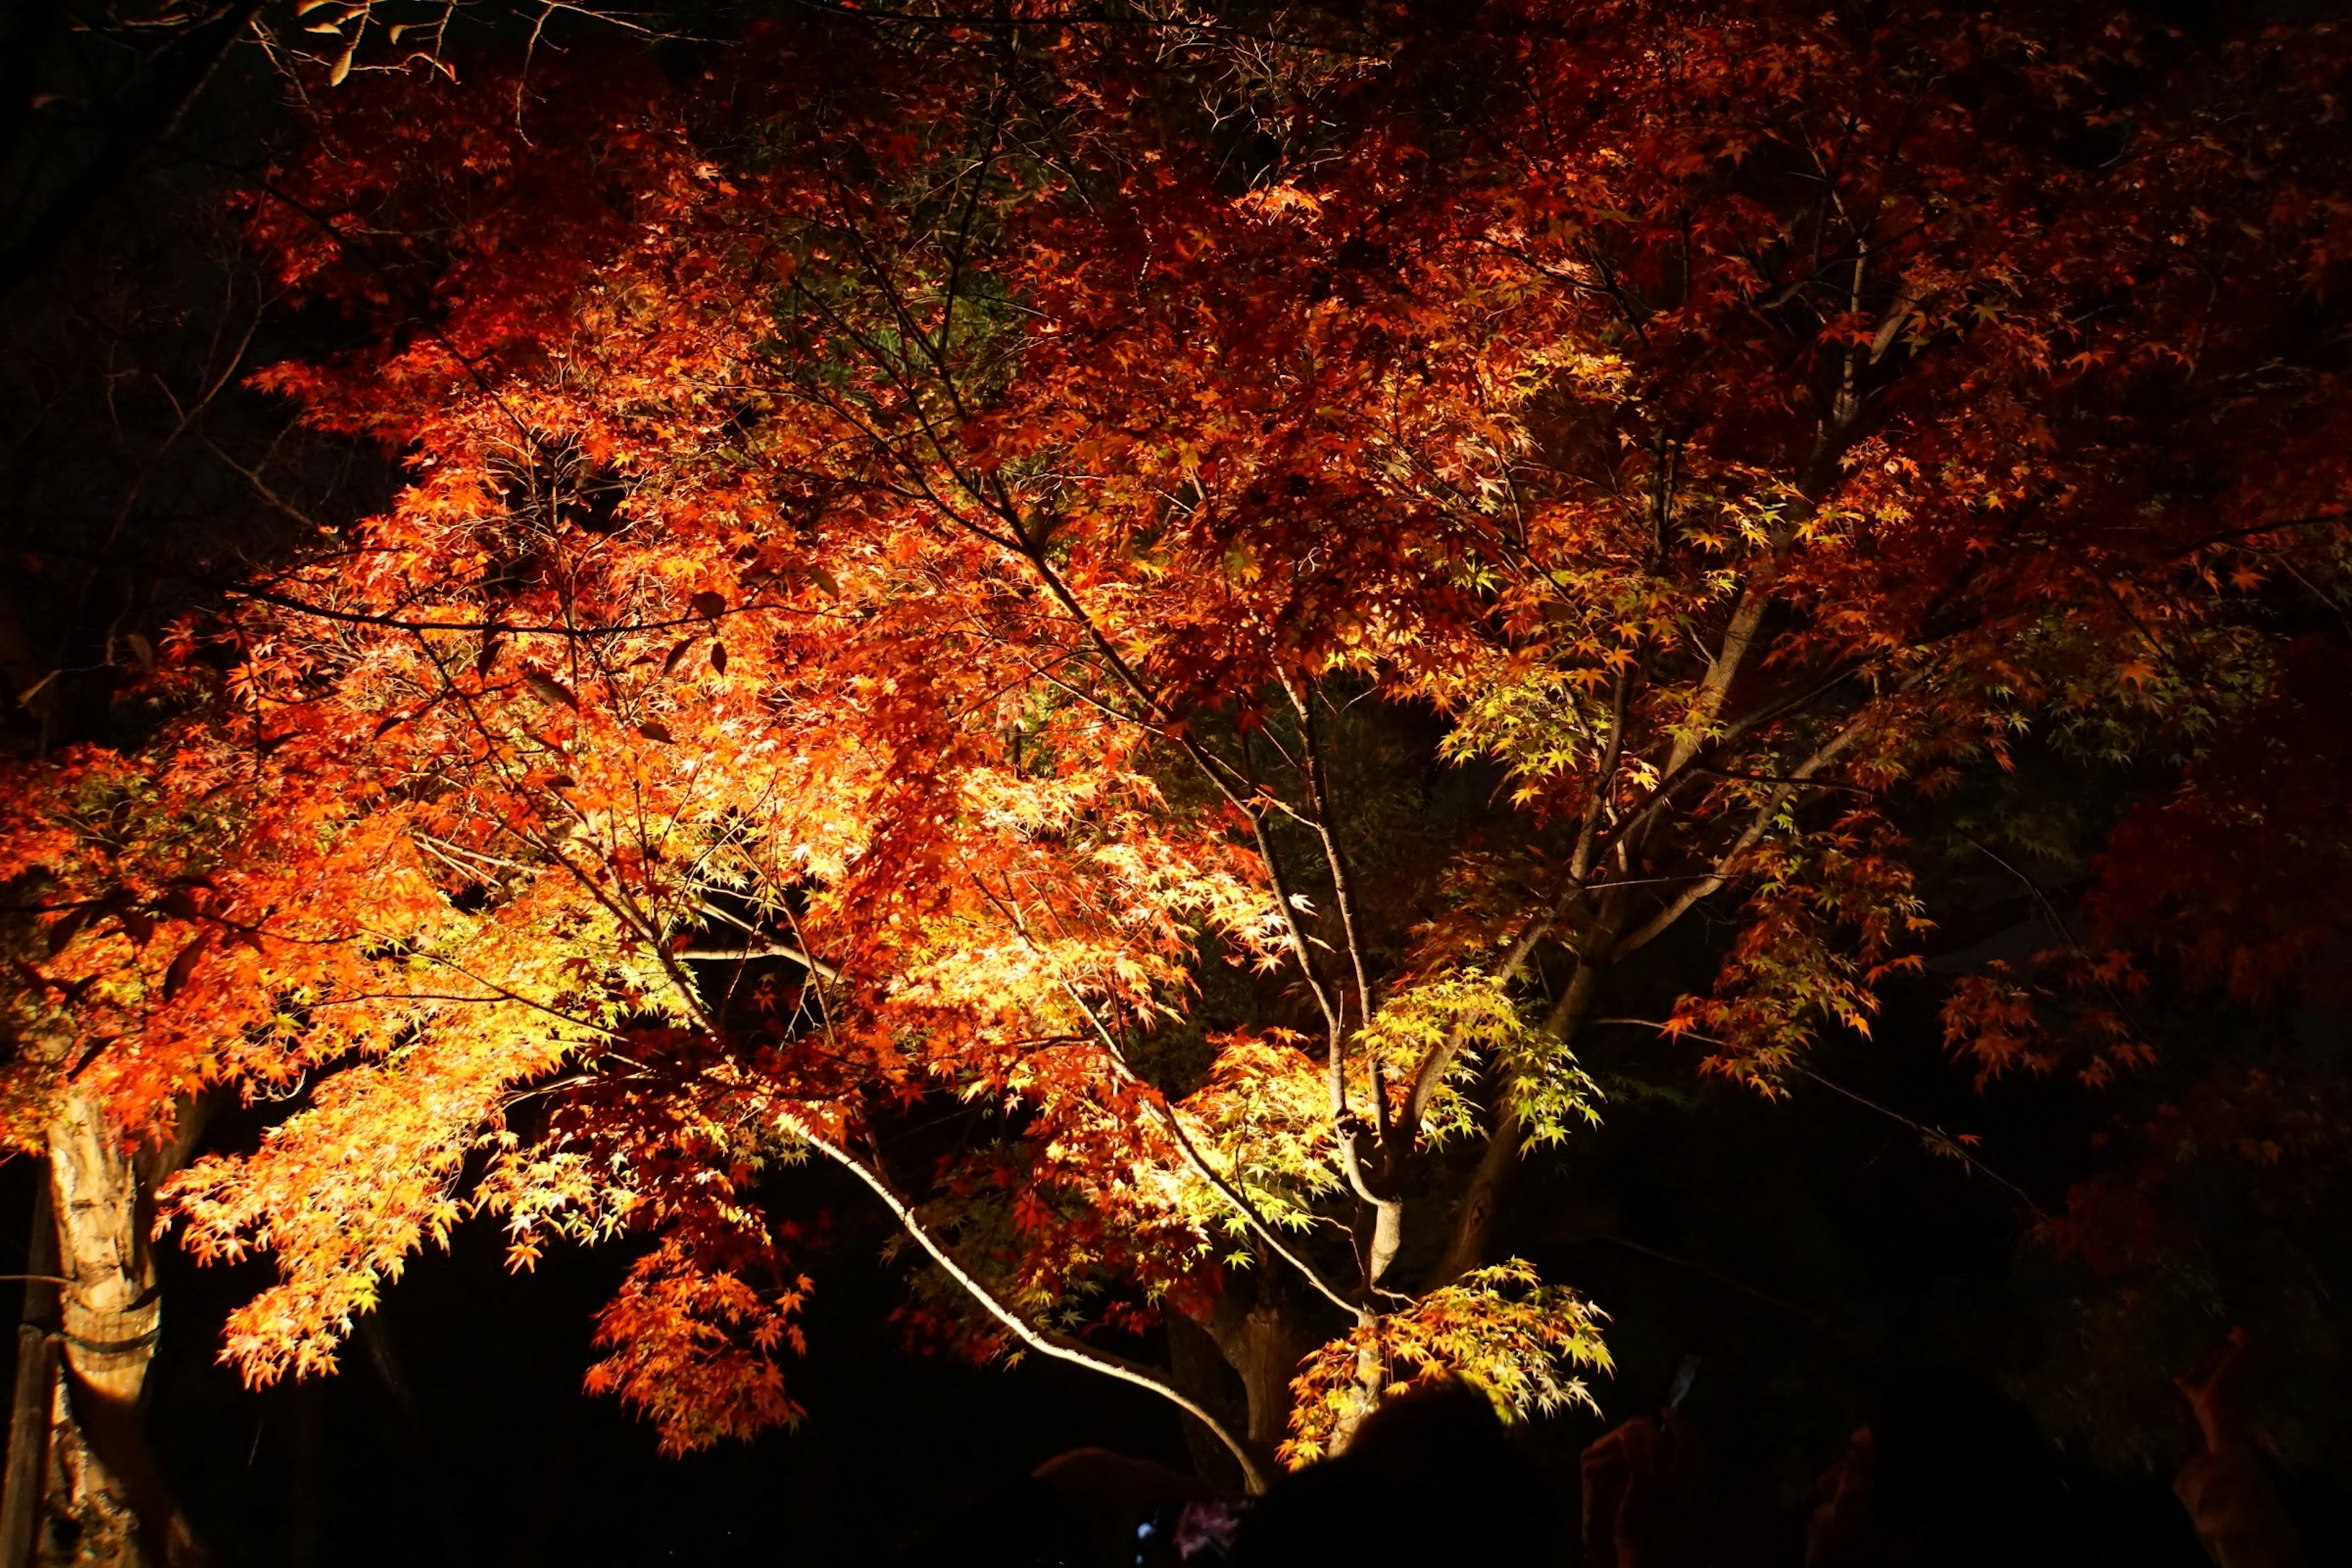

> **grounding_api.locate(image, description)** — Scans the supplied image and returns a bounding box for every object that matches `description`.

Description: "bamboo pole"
[1,1174,59,1568]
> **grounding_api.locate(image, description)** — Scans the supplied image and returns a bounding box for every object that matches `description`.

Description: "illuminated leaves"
[584,1231,808,1457]
[1281,1261,1611,1466]
[1177,1035,1341,1245]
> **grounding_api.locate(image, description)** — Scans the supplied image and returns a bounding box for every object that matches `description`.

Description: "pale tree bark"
[37,1094,208,1568]
[1223,1301,1306,1457]
[36,1384,143,1568]
[1177,1277,1310,1480]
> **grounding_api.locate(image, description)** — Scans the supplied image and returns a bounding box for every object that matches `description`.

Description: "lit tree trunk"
[37,1384,143,1568]
[39,1094,207,1568]
[1184,1278,1309,1477]
[1226,1300,1306,1456]
[1,1178,58,1568]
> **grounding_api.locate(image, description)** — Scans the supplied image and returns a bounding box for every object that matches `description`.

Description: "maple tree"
[2,0,2347,1504]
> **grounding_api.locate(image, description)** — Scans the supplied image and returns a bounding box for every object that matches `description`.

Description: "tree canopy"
[4,0,2347,1486]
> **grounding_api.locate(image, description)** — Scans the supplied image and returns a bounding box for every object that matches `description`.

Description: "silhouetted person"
[886,1446,1222,1567]
[2173,1329,2304,1568]
[1803,1371,2066,1568]
[1226,1376,1551,1567]
[1581,1405,1705,1568]
[1575,1369,2073,1567]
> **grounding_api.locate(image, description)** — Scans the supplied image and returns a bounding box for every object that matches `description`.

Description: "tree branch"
[791,1125,1272,1493]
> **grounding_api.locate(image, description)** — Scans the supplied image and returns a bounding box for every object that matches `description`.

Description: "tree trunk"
[1364,1199,1404,1291]
[1432,1106,1526,1296]
[1164,1311,1246,1491]
[1,1176,58,1568]
[37,1382,142,1568]
[1227,1300,1305,1457]
[43,1094,206,1568]
[1182,1277,1310,1480]
[1432,939,1618,1291]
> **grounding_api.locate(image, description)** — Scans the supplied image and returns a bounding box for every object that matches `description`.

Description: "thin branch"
[1062,976,1361,1319]
[672,942,839,980]
[1588,1235,1832,1327]
[1290,677,1381,1136]
[12,544,823,638]
[1587,1019,2049,1221]
[1612,698,1886,960]
[790,1124,1271,1493]
[2166,508,2348,559]
[1957,833,2144,1038]
[968,869,1361,1317]
[1793,1065,2049,1222]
